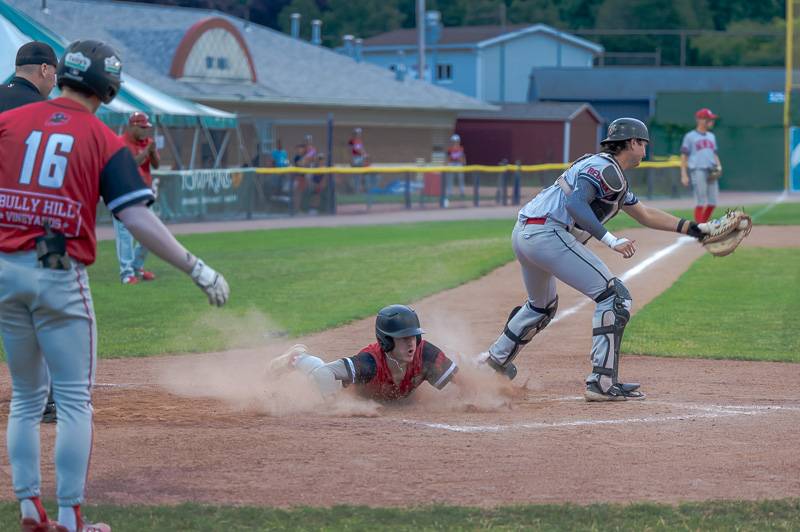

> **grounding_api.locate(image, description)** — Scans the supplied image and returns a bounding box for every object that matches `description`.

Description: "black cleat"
[584,381,645,402]
[486,356,517,381]
[42,401,57,424]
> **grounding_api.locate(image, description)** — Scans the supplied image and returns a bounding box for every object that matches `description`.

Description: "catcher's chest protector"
[557,153,629,243]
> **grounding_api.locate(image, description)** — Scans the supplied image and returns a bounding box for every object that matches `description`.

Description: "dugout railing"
[107,159,682,223]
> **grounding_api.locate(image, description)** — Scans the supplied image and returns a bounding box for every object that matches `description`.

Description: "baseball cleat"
[121,275,138,285]
[138,270,156,281]
[267,344,309,375]
[20,517,51,532]
[584,381,645,401]
[50,522,111,532]
[477,352,517,380]
[42,401,57,424]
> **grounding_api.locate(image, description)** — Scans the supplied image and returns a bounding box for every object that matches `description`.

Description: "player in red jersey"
[113,111,160,284]
[270,305,458,401]
[0,40,229,532]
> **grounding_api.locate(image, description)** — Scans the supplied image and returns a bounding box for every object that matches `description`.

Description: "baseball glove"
[700,209,752,257]
[708,164,722,181]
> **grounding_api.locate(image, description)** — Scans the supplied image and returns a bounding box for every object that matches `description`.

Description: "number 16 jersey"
[0,97,153,265]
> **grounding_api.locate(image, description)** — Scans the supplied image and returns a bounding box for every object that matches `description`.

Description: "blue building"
[360,24,602,102]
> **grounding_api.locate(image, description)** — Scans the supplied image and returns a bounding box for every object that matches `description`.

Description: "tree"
[321,0,404,46]
[555,0,604,29]
[508,0,560,27]
[691,18,784,66]
[705,0,784,31]
[594,0,714,65]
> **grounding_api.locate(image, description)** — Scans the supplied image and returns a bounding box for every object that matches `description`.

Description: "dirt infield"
[1,224,798,508]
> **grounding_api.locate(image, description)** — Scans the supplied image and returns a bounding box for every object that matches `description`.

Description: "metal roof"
[7,0,491,112]
[459,102,602,122]
[530,67,788,101]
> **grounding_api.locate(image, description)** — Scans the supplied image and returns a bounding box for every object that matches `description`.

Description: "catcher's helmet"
[375,304,424,352]
[57,40,122,104]
[601,117,649,144]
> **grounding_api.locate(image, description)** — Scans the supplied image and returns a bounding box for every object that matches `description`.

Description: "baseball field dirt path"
[1,222,797,508]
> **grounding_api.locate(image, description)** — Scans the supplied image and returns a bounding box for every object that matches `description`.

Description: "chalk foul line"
[401,399,800,434]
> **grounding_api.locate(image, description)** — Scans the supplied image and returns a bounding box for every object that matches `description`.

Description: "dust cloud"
[157,308,520,417]
[413,310,525,412]
[157,309,380,417]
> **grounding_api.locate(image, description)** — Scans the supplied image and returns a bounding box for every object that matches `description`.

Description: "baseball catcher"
[269,305,458,401]
[478,117,740,402]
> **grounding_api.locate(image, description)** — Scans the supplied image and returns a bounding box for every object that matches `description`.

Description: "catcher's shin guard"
[587,279,642,399]
[486,297,558,380]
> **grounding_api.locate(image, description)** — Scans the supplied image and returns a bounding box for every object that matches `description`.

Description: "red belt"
[524,217,547,225]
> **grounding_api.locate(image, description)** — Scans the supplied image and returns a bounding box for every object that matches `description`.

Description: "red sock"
[694,206,704,222]
[703,205,715,222]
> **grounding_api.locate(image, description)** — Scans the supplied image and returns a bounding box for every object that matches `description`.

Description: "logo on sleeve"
[64,52,91,72]
[46,112,70,126]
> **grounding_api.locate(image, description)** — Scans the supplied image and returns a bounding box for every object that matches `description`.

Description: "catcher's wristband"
[601,231,619,248]
[677,218,704,239]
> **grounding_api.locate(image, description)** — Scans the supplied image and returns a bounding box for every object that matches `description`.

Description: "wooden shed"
[456,102,603,165]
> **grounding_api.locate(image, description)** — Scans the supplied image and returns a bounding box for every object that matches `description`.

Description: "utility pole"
[417,0,426,81]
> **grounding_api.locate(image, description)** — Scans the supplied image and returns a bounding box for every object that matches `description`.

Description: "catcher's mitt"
[700,209,752,257]
[708,164,722,181]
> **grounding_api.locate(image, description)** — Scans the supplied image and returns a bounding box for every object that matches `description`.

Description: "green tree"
[321,0,404,46]
[705,0,784,30]
[508,0,560,26]
[691,18,784,66]
[594,0,713,65]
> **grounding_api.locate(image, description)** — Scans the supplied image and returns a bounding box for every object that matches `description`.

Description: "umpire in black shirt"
[0,41,57,112]
[0,41,59,424]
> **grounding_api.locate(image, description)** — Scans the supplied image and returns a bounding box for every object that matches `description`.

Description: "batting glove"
[190,258,230,307]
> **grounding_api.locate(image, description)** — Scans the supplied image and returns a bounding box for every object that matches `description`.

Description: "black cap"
[16,41,58,67]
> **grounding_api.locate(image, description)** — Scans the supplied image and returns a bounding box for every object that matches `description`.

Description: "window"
[205,56,214,69]
[436,63,453,81]
[217,57,229,70]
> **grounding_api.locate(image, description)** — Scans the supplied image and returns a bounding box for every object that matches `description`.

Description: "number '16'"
[19,131,74,188]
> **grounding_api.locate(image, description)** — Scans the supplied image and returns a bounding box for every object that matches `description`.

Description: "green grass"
[1,201,796,360]
[82,220,515,357]
[2,500,799,531]
[606,200,800,232]
[624,248,800,362]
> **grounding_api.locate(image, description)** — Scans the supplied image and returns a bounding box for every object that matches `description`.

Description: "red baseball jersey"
[0,97,154,265]
[119,132,155,187]
[342,340,457,401]
[348,137,366,157]
[447,145,465,163]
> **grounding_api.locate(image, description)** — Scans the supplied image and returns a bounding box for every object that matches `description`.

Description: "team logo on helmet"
[104,55,121,75]
[64,51,91,73]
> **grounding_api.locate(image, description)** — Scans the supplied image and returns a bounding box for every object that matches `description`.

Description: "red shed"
[455,102,603,165]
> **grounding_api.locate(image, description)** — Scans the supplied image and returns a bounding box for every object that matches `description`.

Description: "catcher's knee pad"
[591,279,631,383]
[492,297,558,366]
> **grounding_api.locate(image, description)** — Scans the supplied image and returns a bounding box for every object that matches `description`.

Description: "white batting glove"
[190,258,230,307]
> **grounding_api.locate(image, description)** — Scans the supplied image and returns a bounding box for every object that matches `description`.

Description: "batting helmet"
[601,117,649,144]
[375,304,424,352]
[57,40,122,104]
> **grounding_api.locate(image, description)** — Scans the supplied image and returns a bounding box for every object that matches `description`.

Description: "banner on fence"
[155,168,255,221]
